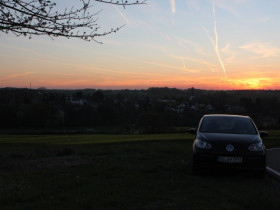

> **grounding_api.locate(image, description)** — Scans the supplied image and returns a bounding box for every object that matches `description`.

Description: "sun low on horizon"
[1,0,280,90]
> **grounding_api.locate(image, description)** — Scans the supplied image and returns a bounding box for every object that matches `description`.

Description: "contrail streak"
[204,4,226,77]
[212,4,226,77]
[170,0,176,14]
[114,5,129,24]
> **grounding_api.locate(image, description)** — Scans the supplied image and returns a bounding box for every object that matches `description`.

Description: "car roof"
[203,114,250,119]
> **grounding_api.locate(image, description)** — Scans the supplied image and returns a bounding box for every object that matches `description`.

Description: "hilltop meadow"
[0,132,280,210]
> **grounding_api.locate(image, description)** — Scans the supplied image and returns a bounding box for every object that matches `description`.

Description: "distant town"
[1,87,280,134]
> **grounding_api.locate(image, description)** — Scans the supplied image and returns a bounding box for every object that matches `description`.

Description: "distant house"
[190,105,197,111]
[206,104,215,111]
[66,96,87,105]
[189,95,195,101]
[158,99,176,104]
[177,103,189,113]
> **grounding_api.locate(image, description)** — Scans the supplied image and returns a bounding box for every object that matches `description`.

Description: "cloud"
[174,37,209,56]
[168,54,217,72]
[224,56,236,65]
[211,0,243,18]
[6,72,35,79]
[239,42,280,58]
[169,0,176,14]
[221,43,232,54]
[220,43,236,65]
[211,0,270,25]
[143,60,200,73]
[0,71,35,84]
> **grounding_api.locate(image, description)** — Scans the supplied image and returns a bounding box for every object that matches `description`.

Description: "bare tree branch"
[0,0,147,43]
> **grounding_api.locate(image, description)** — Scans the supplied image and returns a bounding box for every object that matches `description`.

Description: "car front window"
[199,116,257,134]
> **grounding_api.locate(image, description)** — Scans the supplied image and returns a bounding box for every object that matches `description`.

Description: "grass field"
[0,131,280,210]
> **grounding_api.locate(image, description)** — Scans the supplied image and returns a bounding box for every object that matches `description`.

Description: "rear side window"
[199,116,257,134]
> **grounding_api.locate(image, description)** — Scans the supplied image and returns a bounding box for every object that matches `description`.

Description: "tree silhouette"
[0,0,146,43]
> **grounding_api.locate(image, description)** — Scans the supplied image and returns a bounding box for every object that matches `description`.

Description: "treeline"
[0,87,280,133]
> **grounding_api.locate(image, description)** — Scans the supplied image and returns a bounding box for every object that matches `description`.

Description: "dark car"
[190,114,267,177]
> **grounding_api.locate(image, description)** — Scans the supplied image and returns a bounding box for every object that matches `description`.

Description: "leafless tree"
[0,0,146,43]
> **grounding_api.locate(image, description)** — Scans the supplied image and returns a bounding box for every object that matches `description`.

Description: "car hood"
[197,132,261,145]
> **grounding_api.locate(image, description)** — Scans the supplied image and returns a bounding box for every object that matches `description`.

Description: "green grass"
[0,132,280,210]
[0,133,193,144]
[0,130,278,147]
[263,130,280,148]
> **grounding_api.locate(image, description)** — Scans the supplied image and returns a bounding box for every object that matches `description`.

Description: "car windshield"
[199,116,257,134]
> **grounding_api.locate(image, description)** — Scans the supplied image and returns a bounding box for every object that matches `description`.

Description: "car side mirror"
[259,131,268,138]
[188,128,197,135]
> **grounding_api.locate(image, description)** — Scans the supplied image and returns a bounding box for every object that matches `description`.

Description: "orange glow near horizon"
[3,73,279,91]
[226,78,271,90]
[1,63,280,90]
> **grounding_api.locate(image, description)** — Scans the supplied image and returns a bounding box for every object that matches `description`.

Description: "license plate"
[217,156,243,163]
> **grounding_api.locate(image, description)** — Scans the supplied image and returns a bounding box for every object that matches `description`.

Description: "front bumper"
[193,152,266,171]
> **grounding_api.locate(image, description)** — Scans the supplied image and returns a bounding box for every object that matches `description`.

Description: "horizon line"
[1,86,280,92]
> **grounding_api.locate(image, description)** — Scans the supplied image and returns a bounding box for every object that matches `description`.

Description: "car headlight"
[195,139,212,149]
[248,142,264,151]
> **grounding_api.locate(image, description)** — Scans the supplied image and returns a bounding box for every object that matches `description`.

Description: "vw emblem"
[226,144,234,152]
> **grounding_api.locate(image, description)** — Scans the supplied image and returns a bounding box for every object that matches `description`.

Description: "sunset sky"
[1,0,280,90]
